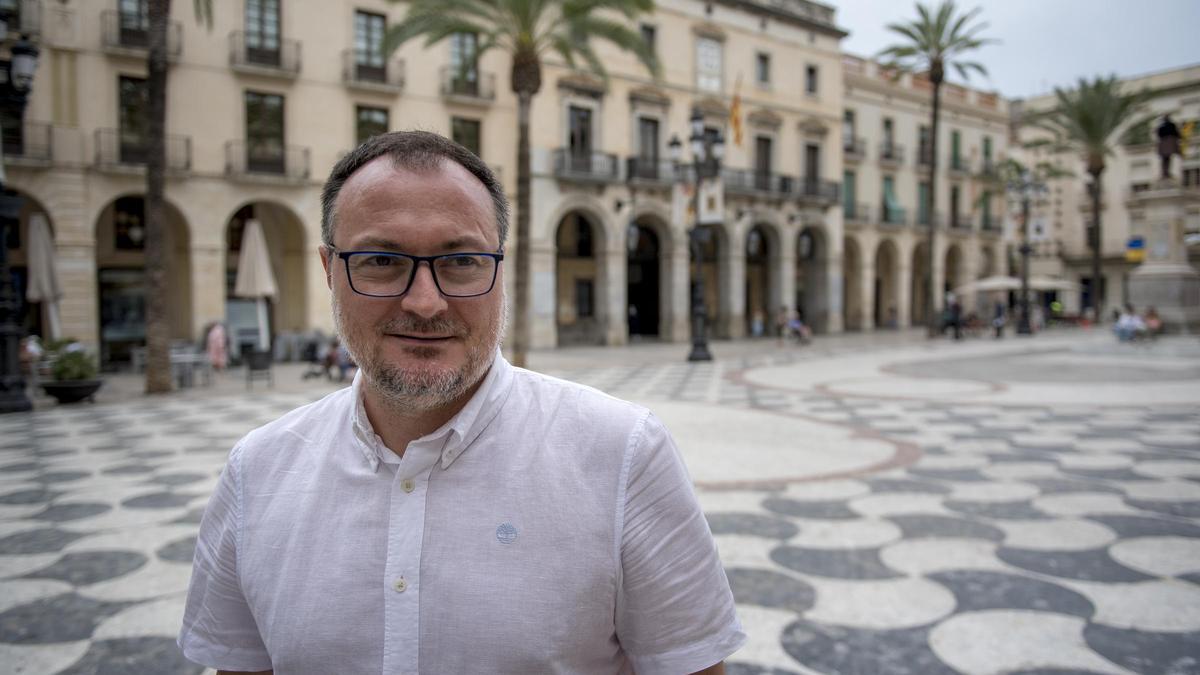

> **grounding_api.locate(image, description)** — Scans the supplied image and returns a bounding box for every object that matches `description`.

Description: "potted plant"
[42,347,103,404]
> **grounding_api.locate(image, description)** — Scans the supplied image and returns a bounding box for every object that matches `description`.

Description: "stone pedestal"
[1126,180,1200,332]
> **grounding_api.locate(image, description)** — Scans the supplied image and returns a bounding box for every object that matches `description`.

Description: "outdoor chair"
[245,349,274,389]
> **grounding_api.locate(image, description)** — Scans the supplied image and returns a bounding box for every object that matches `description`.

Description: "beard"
[334,292,508,412]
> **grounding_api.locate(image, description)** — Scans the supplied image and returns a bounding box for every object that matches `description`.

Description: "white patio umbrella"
[954,275,1021,295]
[24,212,62,340]
[1029,275,1081,292]
[233,219,278,351]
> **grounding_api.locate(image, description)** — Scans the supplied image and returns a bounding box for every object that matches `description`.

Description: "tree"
[879,0,991,337]
[1035,76,1149,323]
[385,0,659,367]
[144,0,212,394]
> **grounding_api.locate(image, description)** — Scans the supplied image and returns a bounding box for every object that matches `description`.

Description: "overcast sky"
[830,0,1199,99]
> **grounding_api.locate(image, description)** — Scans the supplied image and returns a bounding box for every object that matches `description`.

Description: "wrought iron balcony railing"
[553,149,619,183]
[949,212,972,229]
[2,121,51,163]
[101,10,181,57]
[722,167,795,196]
[843,136,866,162]
[878,142,904,165]
[229,31,301,76]
[949,155,971,174]
[4,0,42,38]
[341,49,404,91]
[795,178,840,203]
[94,128,191,172]
[625,157,677,184]
[915,210,944,227]
[440,66,496,102]
[224,140,309,181]
[917,145,933,167]
[843,202,870,222]
[880,205,907,225]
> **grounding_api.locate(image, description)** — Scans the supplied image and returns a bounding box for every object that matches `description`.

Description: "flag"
[729,74,744,147]
[1181,120,1194,156]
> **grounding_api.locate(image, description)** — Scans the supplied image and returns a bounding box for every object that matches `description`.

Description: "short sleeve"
[178,442,274,672]
[615,412,746,674]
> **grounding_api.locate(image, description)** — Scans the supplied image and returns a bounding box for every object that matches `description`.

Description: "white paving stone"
[78,557,194,603]
[981,462,1061,480]
[0,553,63,579]
[948,481,1041,502]
[929,610,1134,675]
[1058,454,1135,470]
[1132,460,1200,479]
[712,535,780,569]
[995,519,1118,551]
[93,594,187,640]
[879,539,1010,576]
[727,606,816,673]
[915,455,990,470]
[0,640,91,675]
[781,479,872,501]
[804,576,956,629]
[0,578,73,613]
[1121,479,1200,501]
[1032,493,1143,517]
[788,518,903,550]
[1060,579,1200,632]
[1108,537,1200,578]
[847,493,951,517]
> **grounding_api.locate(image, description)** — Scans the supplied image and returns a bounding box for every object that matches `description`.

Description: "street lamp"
[1008,169,1046,336]
[0,27,41,414]
[669,107,724,362]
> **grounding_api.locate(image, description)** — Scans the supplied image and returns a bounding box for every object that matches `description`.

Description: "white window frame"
[696,36,723,93]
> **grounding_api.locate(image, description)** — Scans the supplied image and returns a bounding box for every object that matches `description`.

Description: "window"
[951,130,961,169]
[696,37,722,92]
[118,0,149,47]
[805,65,818,95]
[245,91,285,173]
[448,32,480,96]
[245,0,281,66]
[843,170,856,218]
[918,181,930,224]
[882,176,898,222]
[842,110,855,150]
[754,136,772,189]
[983,136,993,171]
[883,118,894,155]
[756,52,770,86]
[982,191,993,229]
[451,117,482,156]
[113,196,146,250]
[950,185,961,226]
[118,76,149,164]
[918,125,931,164]
[567,105,593,171]
[640,24,656,55]
[805,143,821,183]
[575,279,594,318]
[354,11,386,82]
[636,116,659,178]
[356,106,388,144]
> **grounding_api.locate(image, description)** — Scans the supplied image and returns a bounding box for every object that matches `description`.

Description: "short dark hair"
[320,130,508,250]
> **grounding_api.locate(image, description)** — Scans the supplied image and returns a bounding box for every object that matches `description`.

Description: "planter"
[42,380,104,404]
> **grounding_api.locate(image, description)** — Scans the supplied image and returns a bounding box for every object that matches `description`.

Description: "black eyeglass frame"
[332,249,505,298]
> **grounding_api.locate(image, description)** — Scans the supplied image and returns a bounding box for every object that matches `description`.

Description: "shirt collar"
[350,350,514,473]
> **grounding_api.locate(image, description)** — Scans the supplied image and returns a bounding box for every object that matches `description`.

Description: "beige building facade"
[1012,64,1200,318]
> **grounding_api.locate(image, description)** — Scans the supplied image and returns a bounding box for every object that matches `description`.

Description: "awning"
[955,275,1020,294]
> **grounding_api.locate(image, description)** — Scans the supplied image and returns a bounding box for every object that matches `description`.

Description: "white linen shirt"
[178,352,744,674]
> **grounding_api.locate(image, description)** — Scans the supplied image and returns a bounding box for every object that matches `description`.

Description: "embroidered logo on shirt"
[496,523,518,544]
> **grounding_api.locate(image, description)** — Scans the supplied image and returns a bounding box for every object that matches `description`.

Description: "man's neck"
[360,379,485,458]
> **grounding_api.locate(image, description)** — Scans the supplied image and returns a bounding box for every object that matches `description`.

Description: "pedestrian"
[204,321,227,371]
[178,131,744,674]
[776,305,790,346]
[1114,303,1147,342]
[950,297,963,340]
[992,301,1006,339]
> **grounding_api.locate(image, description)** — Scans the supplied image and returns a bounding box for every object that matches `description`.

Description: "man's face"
[321,157,506,410]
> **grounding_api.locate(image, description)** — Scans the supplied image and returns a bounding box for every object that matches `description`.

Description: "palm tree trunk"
[926,80,942,338]
[1089,167,1103,324]
[511,91,532,368]
[144,0,172,394]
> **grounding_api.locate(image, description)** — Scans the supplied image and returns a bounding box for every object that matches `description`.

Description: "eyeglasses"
[333,249,504,298]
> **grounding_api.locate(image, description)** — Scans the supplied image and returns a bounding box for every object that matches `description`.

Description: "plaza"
[2,328,1199,674]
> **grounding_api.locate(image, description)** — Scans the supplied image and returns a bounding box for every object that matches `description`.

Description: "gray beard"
[334,292,508,412]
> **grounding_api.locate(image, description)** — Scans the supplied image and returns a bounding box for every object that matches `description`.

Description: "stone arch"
[692,222,728,337]
[555,210,609,345]
[944,243,965,297]
[93,193,193,365]
[744,222,781,336]
[910,240,931,327]
[627,210,673,340]
[223,200,308,357]
[2,188,56,339]
[795,225,829,332]
[874,238,900,328]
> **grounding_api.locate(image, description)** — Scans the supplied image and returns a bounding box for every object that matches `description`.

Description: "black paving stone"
[762,498,860,520]
[32,502,112,522]
[58,636,206,675]
[770,545,901,579]
[862,478,951,495]
[944,499,1053,520]
[169,508,207,525]
[1023,478,1124,495]
[145,472,206,487]
[928,570,1095,618]
[725,663,804,675]
[37,471,92,484]
[1181,573,1200,586]
[101,464,155,476]
[25,550,148,586]
[0,488,61,504]
[906,467,991,482]
[726,567,815,613]
[121,492,194,509]
[706,513,799,539]
[0,527,89,554]
[1083,624,1200,675]
[997,547,1155,583]
[884,514,1005,542]
[156,536,197,563]
[1124,498,1200,519]
[1011,445,1079,455]
[35,448,78,458]
[130,450,173,460]
[1085,514,1200,539]
[1008,670,1112,675]
[1059,467,1153,482]
[781,619,957,675]
[0,593,132,644]
[0,461,42,473]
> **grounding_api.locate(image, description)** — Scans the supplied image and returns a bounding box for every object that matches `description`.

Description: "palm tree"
[1035,76,1149,323]
[879,0,991,337]
[144,0,212,394]
[385,0,659,367]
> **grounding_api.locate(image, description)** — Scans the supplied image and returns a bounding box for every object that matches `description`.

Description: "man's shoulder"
[237,385,354,456]
[507,365,650,427]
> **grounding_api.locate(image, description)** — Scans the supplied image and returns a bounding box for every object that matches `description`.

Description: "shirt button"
[402,479,415,493]
[393,577,408,592]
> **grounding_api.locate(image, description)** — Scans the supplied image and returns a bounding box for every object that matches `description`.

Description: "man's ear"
[319,245,333,289]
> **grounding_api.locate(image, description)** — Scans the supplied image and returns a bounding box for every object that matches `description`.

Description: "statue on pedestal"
[1157,114,1181,180]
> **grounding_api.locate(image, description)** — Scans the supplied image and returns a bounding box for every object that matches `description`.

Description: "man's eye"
[447,255,481,267]
[365,255,398,267]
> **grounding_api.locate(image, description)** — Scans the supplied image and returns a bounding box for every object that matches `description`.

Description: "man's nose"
[400,262,449,318]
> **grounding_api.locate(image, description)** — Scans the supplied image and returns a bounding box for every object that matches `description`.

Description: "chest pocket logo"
[496,523,518,544]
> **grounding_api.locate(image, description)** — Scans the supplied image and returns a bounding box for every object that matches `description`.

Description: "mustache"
[381,314,467,337]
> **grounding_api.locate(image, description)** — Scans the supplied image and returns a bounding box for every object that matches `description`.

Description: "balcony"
[224,140,309,183]
[979,159,999,180]
[625,157,677,186]
[94,128,191,173]
[2,121,51,166]
[880,205,906,226]
[101,10,181,58]
[917,145,933,169]
[915,211,944,227]
[440,66,496,105]
[723,167,796,198]
[553,149,619,184]
[4,0,42,38]
[229,32,301,78]
[980,215,1000,234]
[949,213,972,230]
[795,178,840,205]
[878,142,904,166]
[948,155,971,176]
[843,137,866,163]
[843,202,870,223]
[341,50,404,93]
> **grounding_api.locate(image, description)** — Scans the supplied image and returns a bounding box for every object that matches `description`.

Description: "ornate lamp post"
[1008,169,1046,336]
[669,107,724,362]
[0,26,41,413]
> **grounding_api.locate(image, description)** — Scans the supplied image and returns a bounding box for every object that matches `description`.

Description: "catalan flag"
[729,74,744,147]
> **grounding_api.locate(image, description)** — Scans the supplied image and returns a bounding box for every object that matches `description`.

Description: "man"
[178,131,744,674]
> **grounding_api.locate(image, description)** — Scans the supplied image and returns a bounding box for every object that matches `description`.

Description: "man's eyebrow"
[347,235,492,251]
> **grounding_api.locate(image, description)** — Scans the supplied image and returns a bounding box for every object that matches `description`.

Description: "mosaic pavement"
[1,334,1199,674]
